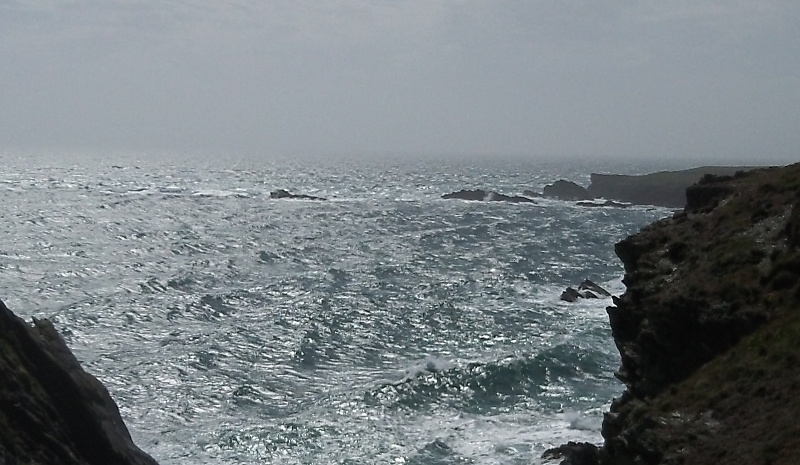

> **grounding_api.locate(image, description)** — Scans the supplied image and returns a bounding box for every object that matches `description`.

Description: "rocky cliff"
[597,163,800,464]
[0,300,158,465]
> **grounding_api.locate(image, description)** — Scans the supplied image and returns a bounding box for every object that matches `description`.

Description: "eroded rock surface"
[0,300,159,465]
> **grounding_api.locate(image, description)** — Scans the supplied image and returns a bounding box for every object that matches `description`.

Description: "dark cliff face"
[0,300,158,465]
[600,163,800,465]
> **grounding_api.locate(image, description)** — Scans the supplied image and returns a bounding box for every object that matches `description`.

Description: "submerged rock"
[441,189,536,203]
[576,200,630,208]
[270,189,327,201]
[0,300,159,464]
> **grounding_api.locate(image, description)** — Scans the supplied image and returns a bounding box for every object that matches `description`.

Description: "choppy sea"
[0,152,672,464]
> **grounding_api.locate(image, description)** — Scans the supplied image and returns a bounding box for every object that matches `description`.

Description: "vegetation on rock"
[600,163,800,465]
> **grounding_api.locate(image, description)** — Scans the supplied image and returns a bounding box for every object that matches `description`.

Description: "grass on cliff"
[611,164,800,465]
[650,299,800,465]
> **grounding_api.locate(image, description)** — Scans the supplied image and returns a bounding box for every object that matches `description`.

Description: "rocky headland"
[587,166,757,207]
[0,300,158,465]
[552,163,800,464]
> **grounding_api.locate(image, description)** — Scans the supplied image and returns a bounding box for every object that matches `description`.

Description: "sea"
[0,152,674,464]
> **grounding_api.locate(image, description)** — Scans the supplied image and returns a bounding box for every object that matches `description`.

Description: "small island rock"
[543,180,591,201]
[270,189,327,201]
[441,189,535,203]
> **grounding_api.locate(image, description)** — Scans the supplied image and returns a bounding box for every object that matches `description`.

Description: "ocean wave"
[364,347,599,412]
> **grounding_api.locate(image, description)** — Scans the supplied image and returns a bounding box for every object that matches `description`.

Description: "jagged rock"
[578,279,611,297]
[560,280,611,302]
[0,300,159,465]
[270,189,327,201]
[560,287,581,302]
[543,180,591,201]
[542,441,599,465]
[441,189,535,203]
[581,290,599,299]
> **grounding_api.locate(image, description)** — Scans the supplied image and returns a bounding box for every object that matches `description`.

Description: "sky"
[1,1,799,162]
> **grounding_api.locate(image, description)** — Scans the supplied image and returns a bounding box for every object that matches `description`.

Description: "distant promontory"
[586,166,758,207]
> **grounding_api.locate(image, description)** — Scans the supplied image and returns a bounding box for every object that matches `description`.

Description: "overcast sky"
[1,1,798,162]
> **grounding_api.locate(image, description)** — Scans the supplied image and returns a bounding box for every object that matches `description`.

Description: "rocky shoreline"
[551,163,800,464]
[442,166,761,207]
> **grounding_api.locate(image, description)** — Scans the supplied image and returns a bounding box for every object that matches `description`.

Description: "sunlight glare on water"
[0,153,671,464]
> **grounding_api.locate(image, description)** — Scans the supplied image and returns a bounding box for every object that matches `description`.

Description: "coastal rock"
[576,200,629,208]
[543,442,600,465]
[522,189,544,198]
[441,189,535,203]
[560,287,581,302]
[597,163,800,464]
[543,180,591,201]
[560,280,612,302]
[0,300,159,465]
[579,279,611,297]
[270,189,327,201]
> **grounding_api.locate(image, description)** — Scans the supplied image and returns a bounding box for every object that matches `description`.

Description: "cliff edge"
[0,300,158,465]
[598,163,800,464]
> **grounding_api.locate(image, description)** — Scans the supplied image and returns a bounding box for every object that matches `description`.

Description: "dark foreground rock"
[543,442,600,465]
[0,300,158,465]
[587,166,757,207]
[270,189,327,201]
[594,163,800,464]
[441,189,536,203]
[543,180,591,201]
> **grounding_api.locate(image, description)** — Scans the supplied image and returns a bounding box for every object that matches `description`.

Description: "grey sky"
[1,1,798,162]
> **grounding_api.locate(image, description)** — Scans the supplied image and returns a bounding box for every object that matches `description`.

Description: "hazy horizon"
[1,1,798,164]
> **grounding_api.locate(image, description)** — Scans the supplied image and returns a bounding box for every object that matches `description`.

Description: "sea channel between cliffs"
[3,162,800,464]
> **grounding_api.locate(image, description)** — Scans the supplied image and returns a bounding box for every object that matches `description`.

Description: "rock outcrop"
[441,189,536,203]
[561,280,612,302]
[587,166,757,207]
[543,180,591,201]
[0,300,159,465]
[270,189,327,201]
[576,200,629,208]
[596,163,800,464]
